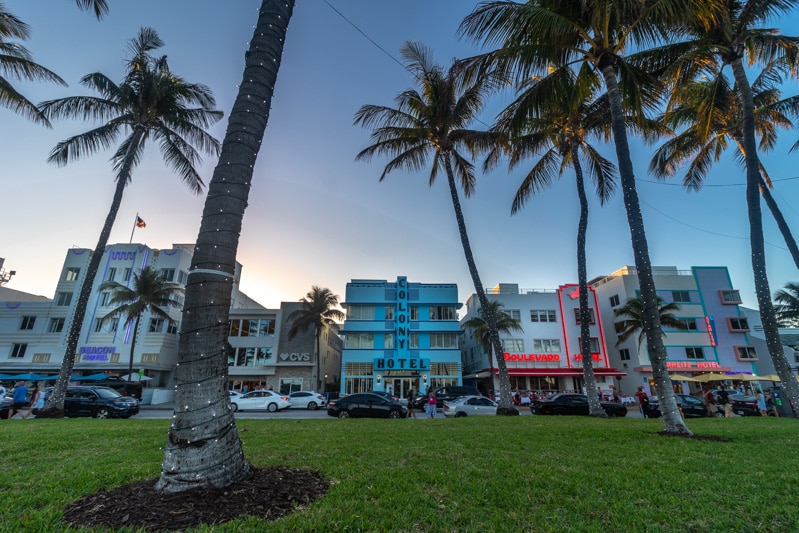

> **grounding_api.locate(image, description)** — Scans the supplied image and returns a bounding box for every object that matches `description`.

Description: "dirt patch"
[62,466,328,532]
[656,431,732,442]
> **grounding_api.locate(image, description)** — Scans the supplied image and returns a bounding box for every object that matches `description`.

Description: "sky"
[2,0,799,313]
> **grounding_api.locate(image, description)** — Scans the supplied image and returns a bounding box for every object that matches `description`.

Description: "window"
[429,306,456,320]
[347,306,374,320]
[167,322,179,335]
[49,318,65,333]
[720,290,742,304]
[159,268,175,282]
[429,333,458,349]
[685,347,705,359]
[573,308,596,324]
[65,267,80,281]
[672,291,691,303]
[10,343,27,358]
[619,348,631,361]
[736,346,758,360]
[728,317,749,332]
[501,339,524,352]
[506,309,521,321]
[530,309,557,323]
[106,267,117,282]
[577,337,600,353]
[228,318,275,336]
[123,268,132,282]
[410,333,419,349]
[384,306,394,320]
[94,319,104,333]
[345,333,374,349]
[533,339,561,352]
[410,306,419,321]
[56,292,73,306]
[675,318,698,331]
[609,294,620,307]
[108,317,119,331]
[149,318,164,333]
[20,316,36,330]
[178,270,188,284]
[384,333,394,349]
[100,292,111,306]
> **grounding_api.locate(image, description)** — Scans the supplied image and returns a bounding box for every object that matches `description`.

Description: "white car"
[442,395,498,417]
[230,390,290,412]
[288,391,327,410]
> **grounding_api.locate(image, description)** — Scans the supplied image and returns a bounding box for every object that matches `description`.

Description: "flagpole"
[129,212,139,244]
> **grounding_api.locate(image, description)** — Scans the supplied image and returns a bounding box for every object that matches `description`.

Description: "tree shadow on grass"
[62,467,328,532]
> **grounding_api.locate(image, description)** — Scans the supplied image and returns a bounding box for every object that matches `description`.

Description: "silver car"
[442,395,497,417]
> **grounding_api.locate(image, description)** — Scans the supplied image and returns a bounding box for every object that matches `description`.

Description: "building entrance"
[387,377,418,401]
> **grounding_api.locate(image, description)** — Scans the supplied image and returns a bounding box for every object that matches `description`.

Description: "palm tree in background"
[157,1,296,492]
[287,286,345,392]
[650,66,799,269]
[99,266,184,378]
[38,27,222,418]
[614,296,688,349]
[354,41,518,414]
[774,283,799,327]
[644,0,799,415]
[463,300,523,395]
[73,0,108,18]
[0,3,65,125]
[486,64,625,417]
[458,0,709,434]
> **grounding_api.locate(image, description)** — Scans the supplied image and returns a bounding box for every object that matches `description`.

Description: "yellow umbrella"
[669,373,701,382]
[694,373,731,383]
[758,374,781,382]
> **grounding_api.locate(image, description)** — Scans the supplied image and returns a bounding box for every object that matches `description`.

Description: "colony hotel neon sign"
[372,276,430,372]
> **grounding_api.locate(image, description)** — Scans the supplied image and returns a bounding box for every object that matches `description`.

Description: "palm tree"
[98,266,183,378]
[38,27,222,418]
[73,0,108,18]
[614,296,688,348]
[650,67,799,268]
[459,0,707,434]
[774,283,799,327]
[463,300,523,395]
[157,1,295,492]
[647,0,799,415]
[0,3,66,125]
[287,286,345,391]
[353,41,518,414]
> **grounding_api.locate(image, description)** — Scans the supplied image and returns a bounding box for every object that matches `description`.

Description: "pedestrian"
[427,390,437,418]
[756,391,767,417]
[718,386,732,418]
[23,385,43,419]
[706,389,718,416]
[8,381,28,419]
[765,392,779,417]
[405,388,417,419]
[635,386,650,418]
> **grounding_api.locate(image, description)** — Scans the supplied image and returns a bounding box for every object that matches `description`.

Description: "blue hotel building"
[337,277,463,399]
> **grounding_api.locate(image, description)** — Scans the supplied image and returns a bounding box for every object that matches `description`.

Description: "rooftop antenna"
[0,258,16,286]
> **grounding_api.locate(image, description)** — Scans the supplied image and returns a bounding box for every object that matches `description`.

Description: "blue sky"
[3,0,799,311]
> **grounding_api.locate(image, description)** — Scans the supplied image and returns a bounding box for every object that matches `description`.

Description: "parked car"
[230,390,290,412]
[364,390,400,402]
[411,386,482,409]
[649,394,723,418]
[530,393,627,417]
[709,389,745,402]
[327,392,407,419]
[0,396,11,419]
[61,386,139,419]
[92,376,143,400]
[229,390,244,401]
[731,395,777,417]
[442,395,497,417]
[288,391,327,410]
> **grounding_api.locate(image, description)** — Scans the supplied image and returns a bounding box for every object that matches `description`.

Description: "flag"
[136,216,146,228]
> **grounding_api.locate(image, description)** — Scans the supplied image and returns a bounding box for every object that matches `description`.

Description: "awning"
[493,367,626,378]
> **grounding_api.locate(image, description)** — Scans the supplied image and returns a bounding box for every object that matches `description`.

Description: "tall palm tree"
[647,0,799,415]
[650,67,799,269]
[353,41,517,414]
[73,0,108,18]
[459,0,709,434]
[287,286,345,391]
[99,266,183,378]
[157,1,295,492]
[774,282,799,327]
[0,3,66,125]
[38,27,222,418]
[614,296,688,348]
[463,300,523,395]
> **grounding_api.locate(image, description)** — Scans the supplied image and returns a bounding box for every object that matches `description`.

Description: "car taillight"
[329,401,337,407]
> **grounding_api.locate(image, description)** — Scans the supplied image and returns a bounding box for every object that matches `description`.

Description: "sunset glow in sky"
[3,1,799,312]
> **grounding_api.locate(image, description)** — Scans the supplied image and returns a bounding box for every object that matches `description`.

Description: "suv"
[412,386,482,409]
[62,386,140,419]
[93,376,143,400]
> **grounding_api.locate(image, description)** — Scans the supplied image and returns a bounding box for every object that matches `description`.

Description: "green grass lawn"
[1,415,797,532]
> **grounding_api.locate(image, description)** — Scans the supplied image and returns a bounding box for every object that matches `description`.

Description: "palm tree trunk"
[572,147,605,417]
[128,315,140,377]
[599,64,691,435]
[730,57,799,417]
[442,152,515,414]
[39,156,135,418]
[315,326,321,392]
[156,0,295,492]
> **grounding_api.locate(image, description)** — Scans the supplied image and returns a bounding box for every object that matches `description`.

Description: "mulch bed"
[62,467,329,532]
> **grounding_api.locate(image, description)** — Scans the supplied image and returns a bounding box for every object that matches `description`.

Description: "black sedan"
[649,394,722,418]
[530,393,627,417]
[731,395,776,417]
[327,392,408,419]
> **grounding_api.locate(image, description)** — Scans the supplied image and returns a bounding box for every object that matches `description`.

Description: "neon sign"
[666,361,721,369]
[705,316,718,346]
[573,354,602,362]
[504,353,560,362]
[374,357,430,370]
